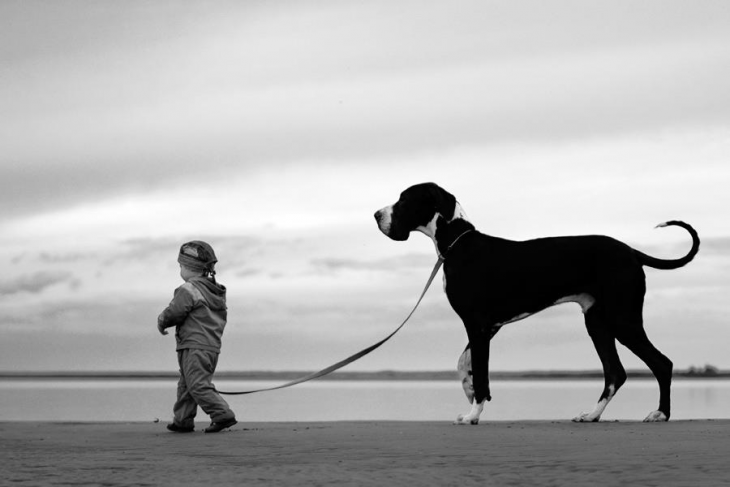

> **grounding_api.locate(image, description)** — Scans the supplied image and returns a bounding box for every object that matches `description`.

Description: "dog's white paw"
[572,396,612,423]
[572,411,601,423]
[643,410,668,422]
[453,401,484,425]
[453,413,479,425]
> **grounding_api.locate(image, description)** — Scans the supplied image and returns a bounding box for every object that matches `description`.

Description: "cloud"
[101,237,187,267]
[310,253,434,274]
[0,271,76,296]
[88,235,263,269]
[0,296,162,334]
[698,236,730,255]
[235,268,264,279]
[38,252,97,264]
[2,1,729,222]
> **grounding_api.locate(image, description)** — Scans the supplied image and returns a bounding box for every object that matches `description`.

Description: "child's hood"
[188,276,227,310]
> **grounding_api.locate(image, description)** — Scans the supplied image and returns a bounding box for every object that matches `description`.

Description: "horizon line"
[1,368,727,381]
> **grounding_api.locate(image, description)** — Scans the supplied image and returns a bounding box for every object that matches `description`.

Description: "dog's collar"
[441,228,475,259]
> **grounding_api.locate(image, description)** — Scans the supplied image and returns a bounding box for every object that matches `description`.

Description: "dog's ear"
[426,184,457,221]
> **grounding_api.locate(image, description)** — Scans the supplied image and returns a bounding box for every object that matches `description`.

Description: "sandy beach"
[2,420,729,486]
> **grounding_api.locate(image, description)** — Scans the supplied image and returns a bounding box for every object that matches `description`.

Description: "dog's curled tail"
[636,220,700,270]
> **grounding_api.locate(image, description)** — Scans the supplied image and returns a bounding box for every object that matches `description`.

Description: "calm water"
[1,379,728,423]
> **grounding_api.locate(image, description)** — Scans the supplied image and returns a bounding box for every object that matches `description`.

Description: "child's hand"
[157,316,168,335]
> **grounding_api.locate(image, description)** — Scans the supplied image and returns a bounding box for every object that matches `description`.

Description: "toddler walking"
[157,241,237,433]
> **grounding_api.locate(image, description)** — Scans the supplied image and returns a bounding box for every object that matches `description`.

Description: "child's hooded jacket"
[159,276,228,353]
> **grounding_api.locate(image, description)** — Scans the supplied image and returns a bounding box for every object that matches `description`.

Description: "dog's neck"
[416,202,475,258]
[435,219,476,258]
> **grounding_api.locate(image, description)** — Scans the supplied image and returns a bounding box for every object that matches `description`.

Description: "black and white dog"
[375,183,700,424]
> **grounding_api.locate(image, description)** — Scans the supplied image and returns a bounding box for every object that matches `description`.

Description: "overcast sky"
[1,0,728,374]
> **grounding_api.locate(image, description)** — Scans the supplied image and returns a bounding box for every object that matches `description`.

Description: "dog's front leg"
[454,327,492,425]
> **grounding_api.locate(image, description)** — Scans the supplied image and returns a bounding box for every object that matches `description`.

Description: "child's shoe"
[166,423,195,433]
[204,418,237,433]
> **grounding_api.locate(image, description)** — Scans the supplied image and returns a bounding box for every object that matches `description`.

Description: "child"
[157,240,237,433]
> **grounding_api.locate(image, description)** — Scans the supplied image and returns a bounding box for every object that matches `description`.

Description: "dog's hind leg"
[573,309,627,422]
[617,327,673,421]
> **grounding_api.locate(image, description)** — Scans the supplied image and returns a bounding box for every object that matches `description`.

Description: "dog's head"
[374,182,465,241]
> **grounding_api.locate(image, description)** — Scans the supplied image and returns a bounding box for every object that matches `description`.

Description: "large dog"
[375,182,699,424]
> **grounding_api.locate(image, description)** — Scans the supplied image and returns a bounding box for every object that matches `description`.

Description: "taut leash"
[216,257,444,395]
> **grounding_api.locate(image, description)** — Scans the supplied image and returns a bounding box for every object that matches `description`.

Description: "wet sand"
[2,420,729,486]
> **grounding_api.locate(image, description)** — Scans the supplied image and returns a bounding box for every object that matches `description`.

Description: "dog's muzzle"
[374,207,392,235]
[374,207,409,241]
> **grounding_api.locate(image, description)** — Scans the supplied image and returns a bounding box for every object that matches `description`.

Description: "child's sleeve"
[158,284,198,330]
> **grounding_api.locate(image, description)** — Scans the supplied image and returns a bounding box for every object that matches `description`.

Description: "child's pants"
[173,348,235,428]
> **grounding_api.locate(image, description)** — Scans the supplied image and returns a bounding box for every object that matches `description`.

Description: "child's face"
[179,264,201,282]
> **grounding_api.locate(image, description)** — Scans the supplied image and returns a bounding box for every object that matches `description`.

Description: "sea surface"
[1,378,728,422]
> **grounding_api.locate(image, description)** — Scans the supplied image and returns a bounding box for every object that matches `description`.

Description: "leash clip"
[443,229,475,258]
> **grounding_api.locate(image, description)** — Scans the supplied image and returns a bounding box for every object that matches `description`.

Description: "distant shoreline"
[1,369,728,381]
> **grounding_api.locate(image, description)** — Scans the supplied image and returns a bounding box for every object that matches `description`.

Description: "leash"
[217,257,444,395]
